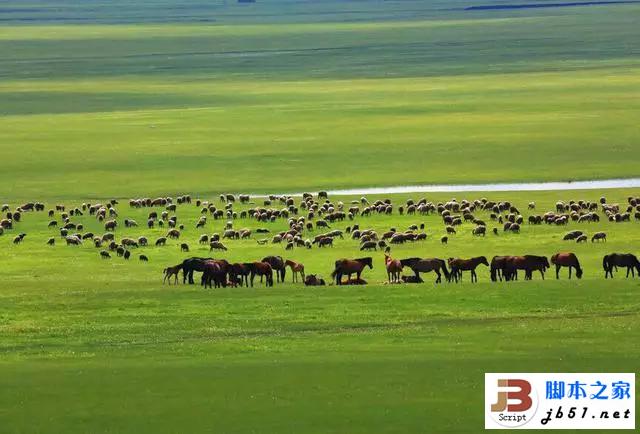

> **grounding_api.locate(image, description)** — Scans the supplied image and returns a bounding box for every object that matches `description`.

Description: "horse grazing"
[262,256,286,283]
[202,260,227,289]
[230,262,252,287]
[400,257,449,283]
[384,254,403,283]
[603,253,640,278]
[285,259,305,283]
[550,252,583,279]
[448,256,489,283]
[163,264,183,285]
[247,262,274,287]
[331,257,373,285]
[503,255,550,281]
[181,257,214,284]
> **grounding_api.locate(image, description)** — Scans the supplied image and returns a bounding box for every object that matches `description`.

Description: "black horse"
[261,256,286,283]
[182,257,214,284]
[603,253,640,278]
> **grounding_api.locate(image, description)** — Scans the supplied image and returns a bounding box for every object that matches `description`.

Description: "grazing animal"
[202,260,228,288]
[360,241,377,251]
[448,256,489,283]
[262,256,286,283]
[603,253,640,278]
[503,255,550,281]
[229,263,252,287]
[285,259,305,283]
[139,254,149,262]
[441,236,448,244]
[182,257,215,284]
[209,241,228,251]
[400,257,450,283]
[46,237,55,246]
[331,257,373,285]
[384,254,403,283]
[124,250,131,260]
[100,250,111,259]
[155,237,167,246]
[592,232,607,242]
[180,243,189,252]
[247,262,274,287]
[551,252,583,279]
[163,264,182,285]
[576,234,588,243]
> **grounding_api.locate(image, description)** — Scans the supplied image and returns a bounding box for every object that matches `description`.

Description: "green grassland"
[1,188,640,433]
[1,1,640,199]
[1,1,640,432]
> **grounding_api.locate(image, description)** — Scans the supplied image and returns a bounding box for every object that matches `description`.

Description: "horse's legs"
[472,270,476,283]
[434,269,441,283]
[569,266,572,279]
[555,265,560,279]
[540,269,545,280]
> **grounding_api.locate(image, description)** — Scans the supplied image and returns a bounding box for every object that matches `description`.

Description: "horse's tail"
[439,259,450,281]
[602,254,609,272]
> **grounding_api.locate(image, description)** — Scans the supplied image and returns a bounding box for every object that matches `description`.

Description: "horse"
[304,274,326,286]
[181,257,214,284]
[262,256,286,283]
[384,254,403,283]
[448,256,489,283]
[331,257,373,285]
[503,255,549,281]
[202,260,227,289]
[230,263,252,287]
[550,252,583,279]
[490,256,509,281]
[603,253,640,278]
[400,257,449,283]
[248,262,274,287]
[163,264,182,285]
[285,259,305,283]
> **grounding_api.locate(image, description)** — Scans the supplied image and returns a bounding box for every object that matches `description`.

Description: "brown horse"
[400,257,450,283]
[331,257,373,285]
[163,264,182,285]
[202,261,226,289]
[448,256,489,283]
[285,259,305,283]
[551,252,583,279]
[603,253,640,278]
[384,254,403,283]
[504,255,550,281]
[230,262,252,287]
[248,262,274,287]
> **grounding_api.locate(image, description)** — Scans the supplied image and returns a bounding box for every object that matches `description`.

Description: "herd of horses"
[163,251,640,288]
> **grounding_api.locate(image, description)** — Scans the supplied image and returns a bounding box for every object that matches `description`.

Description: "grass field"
[1,189,639,432]
[1,1,640,199]
[1,1,639,432]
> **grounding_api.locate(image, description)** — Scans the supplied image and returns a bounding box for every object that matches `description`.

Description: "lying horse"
[331,257,373,285]
[304,274,326,286]
[448,256,489,283]
[603,253,640,278]
[551,252,583,279]
[400,257,449,283]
